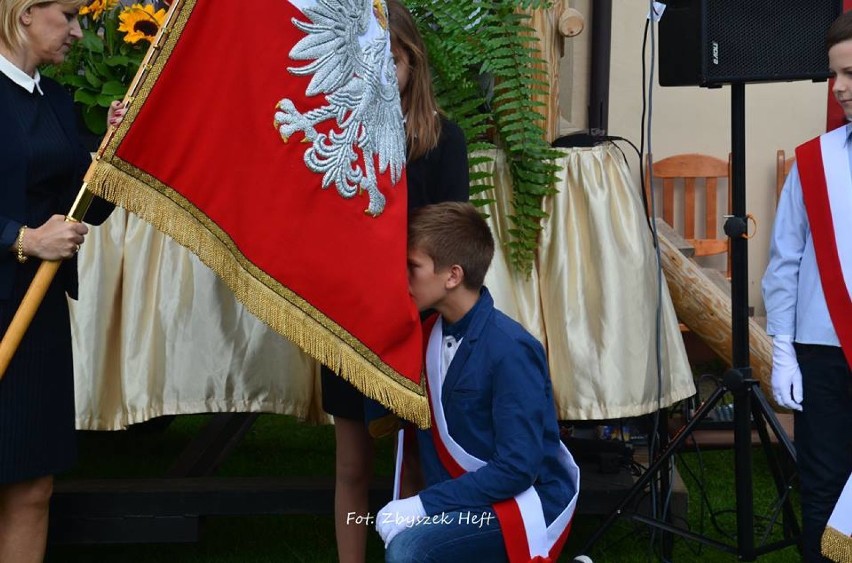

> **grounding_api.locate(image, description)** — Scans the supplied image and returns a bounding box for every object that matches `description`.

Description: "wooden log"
[654,218,695,258]
[656,230,779,409]
[525,1,585,141]
[559,6,585,38]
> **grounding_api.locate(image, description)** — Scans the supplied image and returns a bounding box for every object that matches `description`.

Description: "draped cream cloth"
[476,145,695,420]
[70,208,328,430]
[70,143,693,429]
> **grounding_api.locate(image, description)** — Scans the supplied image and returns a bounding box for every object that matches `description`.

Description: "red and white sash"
[416,316,580,563]
[796,127,852,369]
[822,472,852,561]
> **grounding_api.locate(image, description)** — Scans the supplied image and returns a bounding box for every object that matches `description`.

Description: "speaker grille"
[702,1,838,84]
[659,0,843,87]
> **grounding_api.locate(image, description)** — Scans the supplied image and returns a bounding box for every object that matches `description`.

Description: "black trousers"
[794,343,852,563]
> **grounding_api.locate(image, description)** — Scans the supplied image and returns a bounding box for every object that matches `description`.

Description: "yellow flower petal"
[118,4,166,45]
[79,0,118,21]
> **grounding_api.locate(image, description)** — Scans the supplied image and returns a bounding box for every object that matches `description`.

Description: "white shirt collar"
[0,52,43,95]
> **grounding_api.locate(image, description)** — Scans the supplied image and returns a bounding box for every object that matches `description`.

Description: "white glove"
[375,495,426,547]
[771,335,803,411]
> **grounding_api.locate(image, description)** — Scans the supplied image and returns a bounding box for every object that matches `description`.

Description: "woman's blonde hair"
[386,0,441,162]
[0,0,87,53]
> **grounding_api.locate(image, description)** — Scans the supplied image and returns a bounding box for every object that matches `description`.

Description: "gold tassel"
[822,526,852,563]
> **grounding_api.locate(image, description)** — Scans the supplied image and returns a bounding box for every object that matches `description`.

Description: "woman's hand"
[22,215,89,261]
[107,101,127,128]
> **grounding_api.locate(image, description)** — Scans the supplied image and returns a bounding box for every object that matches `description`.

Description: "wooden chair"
[775,149,796,203]
[645,153,732,278]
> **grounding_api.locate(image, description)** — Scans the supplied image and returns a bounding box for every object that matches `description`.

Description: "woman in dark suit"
[0,1,113,560]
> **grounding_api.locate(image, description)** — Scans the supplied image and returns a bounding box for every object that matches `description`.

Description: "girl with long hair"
[320,1,469,561]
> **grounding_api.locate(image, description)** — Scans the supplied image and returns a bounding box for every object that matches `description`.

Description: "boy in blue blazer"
[376,202,579,563]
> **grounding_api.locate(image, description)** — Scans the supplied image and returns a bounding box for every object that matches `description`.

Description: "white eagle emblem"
[275,0,406,216]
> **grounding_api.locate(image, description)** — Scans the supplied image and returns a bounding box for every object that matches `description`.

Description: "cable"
[604,134,642,162]
[642,5,676,561]
[639,17,652,222]
[578,5,685,559]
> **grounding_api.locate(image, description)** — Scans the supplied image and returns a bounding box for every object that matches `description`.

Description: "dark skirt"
[0,260,77,484]
[321,310,436,422]
[320,365,366,421]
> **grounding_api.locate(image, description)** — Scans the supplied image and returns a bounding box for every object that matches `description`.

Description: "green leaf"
[103,54,129,67]
[83,68,102,88]
[96,93,117,108]
[101,80,128,96]
[82,106,107,136]
[81,29,104,53]
[64,75,89,88]
[92,61,112,78]
[73,88,97,106]
[468,156,493,167]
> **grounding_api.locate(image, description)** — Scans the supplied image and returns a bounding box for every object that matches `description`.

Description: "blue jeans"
[384,509,508,563]
[794,344,852,563]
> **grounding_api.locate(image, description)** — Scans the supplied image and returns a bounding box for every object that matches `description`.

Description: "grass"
[45,413,803,562]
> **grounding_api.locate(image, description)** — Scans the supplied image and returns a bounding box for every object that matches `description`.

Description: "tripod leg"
[722,369,800,558]
[749,385,801,543]
[732,375,756,560]
[654,410,674,561]
[578,385,728,555]
[751,384,796,463]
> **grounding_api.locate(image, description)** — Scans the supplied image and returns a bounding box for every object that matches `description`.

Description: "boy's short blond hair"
[408,202,494,290]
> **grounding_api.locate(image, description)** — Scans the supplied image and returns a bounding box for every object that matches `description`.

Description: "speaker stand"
[577,83,801,561]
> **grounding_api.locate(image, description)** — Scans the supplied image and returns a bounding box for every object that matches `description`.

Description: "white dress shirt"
[0,52,43,94]
[762,124,852,346]
[440,334,461,387]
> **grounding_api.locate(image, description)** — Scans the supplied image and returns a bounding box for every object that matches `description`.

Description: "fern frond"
[404,0,559,274]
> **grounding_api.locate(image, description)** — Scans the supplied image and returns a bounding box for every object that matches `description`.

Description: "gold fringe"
[86,161,430,428]
[823,526,852,562]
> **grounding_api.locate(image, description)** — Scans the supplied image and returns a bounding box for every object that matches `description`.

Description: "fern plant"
[405,0,561,274]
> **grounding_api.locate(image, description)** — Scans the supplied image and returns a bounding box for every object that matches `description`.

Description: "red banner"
[796,137,852,370]
[87,0,429,426]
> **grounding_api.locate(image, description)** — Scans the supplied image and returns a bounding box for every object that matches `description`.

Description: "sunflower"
[118,4,167,44]
[79,0,118,21]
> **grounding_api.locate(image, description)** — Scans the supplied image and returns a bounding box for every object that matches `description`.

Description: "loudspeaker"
[659,0,843,87]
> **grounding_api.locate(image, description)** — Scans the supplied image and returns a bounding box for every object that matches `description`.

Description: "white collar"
[0,52,43,95]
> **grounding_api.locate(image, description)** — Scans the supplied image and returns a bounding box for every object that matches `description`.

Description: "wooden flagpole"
[0,1,184,379]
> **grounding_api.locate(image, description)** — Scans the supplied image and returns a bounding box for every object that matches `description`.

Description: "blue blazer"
[0,76,112,301]
[417,288,576,525]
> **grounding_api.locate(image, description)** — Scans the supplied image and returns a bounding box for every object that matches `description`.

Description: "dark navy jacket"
[417,288,576,525]
[0,75,112,301]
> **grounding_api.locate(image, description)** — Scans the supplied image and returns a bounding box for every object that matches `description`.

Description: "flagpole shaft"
[0,185,95,380]
[94,0,183,159]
